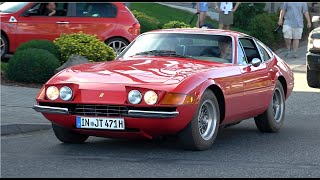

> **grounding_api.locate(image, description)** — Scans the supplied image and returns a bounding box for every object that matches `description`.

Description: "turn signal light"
[160,93,195,105]
[128,23,140,35]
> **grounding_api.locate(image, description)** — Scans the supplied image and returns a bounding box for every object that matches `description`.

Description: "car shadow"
[56,123,267,154]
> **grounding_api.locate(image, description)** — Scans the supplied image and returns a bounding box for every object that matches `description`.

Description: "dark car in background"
[306,16,320,88]
[0,2,140,59]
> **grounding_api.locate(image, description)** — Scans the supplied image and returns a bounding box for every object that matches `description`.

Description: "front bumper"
[33,105,69,114]
[33,105,179,118]
[307,52,320,70]
[33,104,196,139]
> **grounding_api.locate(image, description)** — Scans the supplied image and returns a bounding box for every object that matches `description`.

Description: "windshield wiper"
[134,50,193,59]
[135,50,175,55]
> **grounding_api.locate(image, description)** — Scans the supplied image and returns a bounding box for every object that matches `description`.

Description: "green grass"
[1,61,8,73]
[130,3,250,34]
[130,3,217,29]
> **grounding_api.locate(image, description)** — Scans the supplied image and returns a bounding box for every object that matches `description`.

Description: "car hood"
[51,57,228,85]
[311,27,320,34]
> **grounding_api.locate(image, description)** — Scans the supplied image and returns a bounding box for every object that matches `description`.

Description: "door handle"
[56,21,69,24]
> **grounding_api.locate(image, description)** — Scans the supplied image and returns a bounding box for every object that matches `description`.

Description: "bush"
[234,3,266,31]
[131,10,161,33]
[7,48,60,84]
[16,40,60,59]
[247,12,283,48]
[54,32,116,64]
[162,21,191,29]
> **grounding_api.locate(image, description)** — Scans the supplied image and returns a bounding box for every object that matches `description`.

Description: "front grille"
[310,49,320,54]
[38,102,177,117]
[73,104,128,117]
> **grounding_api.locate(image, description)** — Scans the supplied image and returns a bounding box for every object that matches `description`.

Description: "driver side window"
[239,38,262,64]
[26,3,68,16]
[237,41,248,65]
[256,41,272,62]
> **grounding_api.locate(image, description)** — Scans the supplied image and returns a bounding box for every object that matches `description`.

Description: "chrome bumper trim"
[128,110,179,118]
[33,105,179,118]
[33,105,70,115]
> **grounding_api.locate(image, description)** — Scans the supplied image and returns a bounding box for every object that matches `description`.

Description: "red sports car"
[0,2,140,58]
[33,29,294,151]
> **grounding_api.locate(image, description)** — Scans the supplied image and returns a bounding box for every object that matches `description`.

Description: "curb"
[1,123,52,136]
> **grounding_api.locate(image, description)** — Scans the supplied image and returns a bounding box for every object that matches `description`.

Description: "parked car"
[33,28,294,151]
[0,2,140,59]
[306,16,320,88]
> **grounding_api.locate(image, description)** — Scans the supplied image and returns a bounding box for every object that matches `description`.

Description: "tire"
[178,89,220,151]
[306,66,320,88]
[1,34,9,60]
[105,37,129,56]
[52,123,89,144]
[254,80,285,133]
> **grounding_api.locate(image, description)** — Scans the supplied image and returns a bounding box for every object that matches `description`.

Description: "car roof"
[146,28,249,38]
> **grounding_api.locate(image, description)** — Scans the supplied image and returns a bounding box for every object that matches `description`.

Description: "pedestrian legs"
[197,12,206,28]
[284,38,291,51]
[292,39,299,52]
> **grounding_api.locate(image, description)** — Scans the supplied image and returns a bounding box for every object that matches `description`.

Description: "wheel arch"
[105,36,130,44]
[277,75,287,97]
[205,84,226,124]
[1,30,10,52]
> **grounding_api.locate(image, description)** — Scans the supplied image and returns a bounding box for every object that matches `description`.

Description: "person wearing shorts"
[196,2,208,28]
[278,2,311,58]
[215,2,240,30]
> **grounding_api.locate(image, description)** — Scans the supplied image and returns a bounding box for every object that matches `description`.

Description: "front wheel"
[1,34,9,60]
[105,37,129,56]
[178,90,220,151]
[306,66,320,88]
[254,80,286,133]
[52,123,89,143]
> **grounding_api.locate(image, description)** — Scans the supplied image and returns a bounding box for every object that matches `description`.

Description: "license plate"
[76,116,125,130]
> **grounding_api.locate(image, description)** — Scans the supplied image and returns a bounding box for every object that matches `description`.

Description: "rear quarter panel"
[104,3,139,42]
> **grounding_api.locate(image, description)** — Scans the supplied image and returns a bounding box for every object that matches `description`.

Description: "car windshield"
[118,33,234,63]
[0,2,29,13]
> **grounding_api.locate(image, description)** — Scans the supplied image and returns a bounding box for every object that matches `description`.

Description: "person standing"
[215,2,240,30]
[196,2,208,28]
[278,2,311,58]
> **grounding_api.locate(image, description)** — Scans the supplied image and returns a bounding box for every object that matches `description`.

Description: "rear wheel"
[1,34,9,60]
[254,80,285,133]
[178,90,220,151]
[52,123,89,143]
[106,37,129,56]
[306,66,320,88]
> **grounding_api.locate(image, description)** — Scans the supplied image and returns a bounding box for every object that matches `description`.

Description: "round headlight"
[46,86,59,100]
[128,90,142,104]
[60,86,73,101]
[313,39,320,48]
[144,90,158,105]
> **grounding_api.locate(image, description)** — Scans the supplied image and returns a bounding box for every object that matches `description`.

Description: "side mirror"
[251,58,261,67]
[312,16,320,23]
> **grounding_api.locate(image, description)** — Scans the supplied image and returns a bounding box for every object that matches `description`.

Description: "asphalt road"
[1,58,320,178]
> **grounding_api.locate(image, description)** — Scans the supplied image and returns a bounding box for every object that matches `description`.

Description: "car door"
[61,3,117,41]
[238,37,273,111]
[14,3,70,47]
